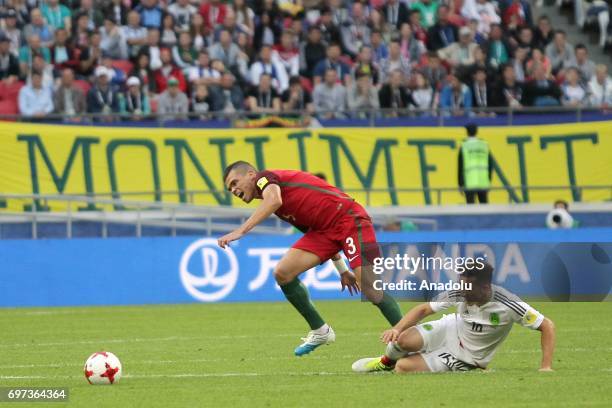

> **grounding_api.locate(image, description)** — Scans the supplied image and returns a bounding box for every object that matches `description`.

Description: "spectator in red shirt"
[154,48,187,93]
[200,0,227,35]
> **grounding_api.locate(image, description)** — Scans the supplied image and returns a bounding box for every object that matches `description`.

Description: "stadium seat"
[112,60,134,76]
[0,99,19,119]
[73,79,92,95]
[0,81,24,102]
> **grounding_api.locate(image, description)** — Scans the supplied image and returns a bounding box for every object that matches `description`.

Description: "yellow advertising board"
[0,121,610,210]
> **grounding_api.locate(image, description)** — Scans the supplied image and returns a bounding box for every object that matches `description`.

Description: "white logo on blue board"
[180,238,239,302]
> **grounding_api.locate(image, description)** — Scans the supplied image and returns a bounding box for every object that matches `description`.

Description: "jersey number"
[471,322,483,332]
[345,237,356,255]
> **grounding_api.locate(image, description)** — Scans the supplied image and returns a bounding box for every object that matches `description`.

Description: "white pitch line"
[0,372,347,380]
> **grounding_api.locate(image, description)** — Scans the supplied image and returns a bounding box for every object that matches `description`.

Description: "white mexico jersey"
[429,285,545,367]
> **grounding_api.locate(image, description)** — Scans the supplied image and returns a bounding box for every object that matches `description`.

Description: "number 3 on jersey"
[345,237,356,255]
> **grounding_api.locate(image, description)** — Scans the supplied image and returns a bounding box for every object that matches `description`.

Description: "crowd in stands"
[0,0,611,121]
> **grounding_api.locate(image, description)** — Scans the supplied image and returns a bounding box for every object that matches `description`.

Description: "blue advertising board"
[0,228,611,307]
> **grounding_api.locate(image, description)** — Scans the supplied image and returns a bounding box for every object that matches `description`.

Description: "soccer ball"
[84,351,122,385]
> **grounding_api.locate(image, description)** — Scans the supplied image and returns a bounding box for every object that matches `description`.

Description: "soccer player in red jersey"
[218,161,403,356]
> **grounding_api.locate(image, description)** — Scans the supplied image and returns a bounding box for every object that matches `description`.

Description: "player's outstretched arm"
[537,317,556,372]
[218,184,283,248]
[381,303,435,343]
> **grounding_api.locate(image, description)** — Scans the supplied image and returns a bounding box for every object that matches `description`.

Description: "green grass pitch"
[1,301,611,407]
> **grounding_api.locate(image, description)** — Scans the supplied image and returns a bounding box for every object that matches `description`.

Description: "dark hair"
[554,199,569,210]
[463,262,493,285]
[289,76,301,86]
[575,43,587,51]
[555,29,566,36]
[313,172,327,181]
[223,161,256,182]
[465,123,478,136]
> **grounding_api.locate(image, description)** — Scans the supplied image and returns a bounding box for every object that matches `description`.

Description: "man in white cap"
[437,26,478,67]
[122,76,150,119]
[87,66,119,117]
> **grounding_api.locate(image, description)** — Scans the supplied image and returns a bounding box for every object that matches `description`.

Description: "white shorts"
[415,314,478,373]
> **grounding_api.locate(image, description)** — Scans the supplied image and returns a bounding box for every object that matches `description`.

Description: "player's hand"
[218,230,244,249]
[381,328,400,344]
[538,367,554,372]
[340,271,360,296]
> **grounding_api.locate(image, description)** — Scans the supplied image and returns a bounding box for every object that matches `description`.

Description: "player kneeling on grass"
[352,263,556,373]
[218,162,403,356]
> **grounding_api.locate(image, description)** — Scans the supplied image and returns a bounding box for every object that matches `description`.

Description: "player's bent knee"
[397,327,424,352]
[273,267,294,285]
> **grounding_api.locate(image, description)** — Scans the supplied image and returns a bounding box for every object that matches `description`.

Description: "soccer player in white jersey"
[352,262,556,373]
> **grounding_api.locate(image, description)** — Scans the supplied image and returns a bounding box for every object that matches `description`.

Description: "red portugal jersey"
[253,169,358,231]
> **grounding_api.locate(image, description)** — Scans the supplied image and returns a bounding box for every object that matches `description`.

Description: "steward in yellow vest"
[458,123,492,204]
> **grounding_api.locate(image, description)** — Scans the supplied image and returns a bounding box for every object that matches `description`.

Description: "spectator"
[54,68,86,117]
[351,45,380,85]
[29,54,54,90]
[340,2,371,59]
[18,70,54,118]
[173,31,198,72]
[253,11,281,51]
[438,26,478,68]
[0,34,20,82]
[564,44,596,84]
[588,64,612,107]
[210,72,244,113]
[122,11,148,59]
[370,30,389,66]
[512,26,536,52]
[121,76,151,118]
[51,28,77,69]
[533,15,554,50]
[379,39,411,84]
[313,67,347,119]
[561,67,588,107]
[80,0,104,29]
[142,29,163,70]
[154,48,187,93]
[440,72,473,116]
[160,14,178,48]
[249,45,289,93]
[77,32,103,78]
[511,46,528,82]
[188,51,221,85]
[282,76,314,114]
[168,0,198,32]
[72,12,92,49]
[233,0,255,36]
[101,56,126,88]
[383,0,411,31]
[87,66,120,114]
[379,69,414,114]
[208,29,245,76]
[523,65,562,106]
[299,26,326,79]
[458,123,492,204]
[526,48,552,78]
[347,72,380,118]
[312,43,351,85]
[502,0,533,27]
[411,71,437,113]
[213,8,246,43]
[470,66,492,113]
[492,64,524,108]
[317,6,342,46]
[41,0,71,32]
[329,0,350,27]
[411,0,440,29]
[545,31,574,75]
[247,72,281,114]
[421,51,448,90]
[426,5,458,51]
[409,9,428,43]
[23,8,54,48]
[461,0,500,37]
[19,34,51,78]
[483,24,511,69]
[398,22,425,67]
[136,0,163,29]
[272,30,300,79]
[2,9,21,56]
[106,0,130,26]
[191,82,214,119]
[100,17,128,61]
[190,13,207,51]
[200,0,227,36]
[130,52,157,94]
[158,76,189,119]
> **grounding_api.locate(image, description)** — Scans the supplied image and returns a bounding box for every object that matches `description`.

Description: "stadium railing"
[0,106,610,128]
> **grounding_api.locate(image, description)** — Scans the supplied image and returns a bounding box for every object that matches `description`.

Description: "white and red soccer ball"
[84,351,122,385]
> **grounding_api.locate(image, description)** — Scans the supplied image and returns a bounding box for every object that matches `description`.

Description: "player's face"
[225,169,256,203]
